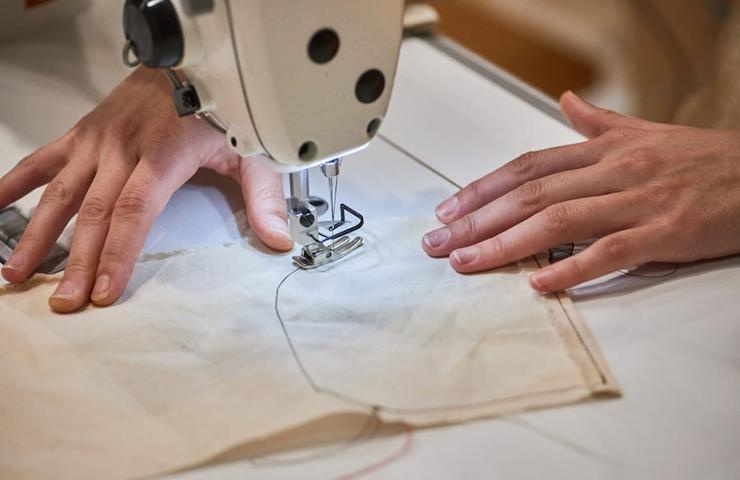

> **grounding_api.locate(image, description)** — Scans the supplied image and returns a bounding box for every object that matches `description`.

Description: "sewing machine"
[3,2,740,477]
[121,0,405,268]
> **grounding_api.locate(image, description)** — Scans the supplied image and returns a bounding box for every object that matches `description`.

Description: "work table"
[0,4,738,479]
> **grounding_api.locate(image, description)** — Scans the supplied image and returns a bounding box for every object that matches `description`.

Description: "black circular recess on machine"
[308,28,340,64]
[355,69,386,104]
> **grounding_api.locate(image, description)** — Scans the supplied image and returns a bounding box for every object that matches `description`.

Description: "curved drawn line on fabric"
[334,423,414,480]
[249,410,381,467]
[375,135,609,386]
[274,267,599,413]
[619,264,679,279]
[549,243,680,279]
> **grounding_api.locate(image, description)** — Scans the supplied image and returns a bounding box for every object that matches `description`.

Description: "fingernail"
[3,251,25,272]
[91,274,110,302]
[531,270,554,291]
[423,228,450,249]
[269,216,291,241]
[435,196,458,220]
[51,280,77,299]
[452,247,479,265]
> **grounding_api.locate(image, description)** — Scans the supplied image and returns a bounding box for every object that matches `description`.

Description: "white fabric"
[0,217,617,480]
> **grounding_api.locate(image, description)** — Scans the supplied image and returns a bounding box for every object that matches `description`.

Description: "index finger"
[90,158,197,307]
[448,193,641,274]
[436,136,610,224]
[0,140,68,210]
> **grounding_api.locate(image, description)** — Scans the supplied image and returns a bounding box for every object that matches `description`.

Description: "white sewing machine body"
[123,0,405,251]
[124,0,405,171]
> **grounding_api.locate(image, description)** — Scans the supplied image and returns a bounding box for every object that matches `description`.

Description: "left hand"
[422,91,740,291]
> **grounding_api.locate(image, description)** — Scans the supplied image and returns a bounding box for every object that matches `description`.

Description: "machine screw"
[299,210,315,228]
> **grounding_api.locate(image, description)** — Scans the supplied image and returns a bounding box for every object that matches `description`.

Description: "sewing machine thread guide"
[317,204,364,243]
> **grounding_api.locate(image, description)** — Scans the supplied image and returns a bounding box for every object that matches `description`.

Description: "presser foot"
[293,236,364,270]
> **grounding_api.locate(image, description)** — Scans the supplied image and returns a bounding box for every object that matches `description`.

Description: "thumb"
[559,91,637,138]
[239,156,294,252]
[558,90,681,140]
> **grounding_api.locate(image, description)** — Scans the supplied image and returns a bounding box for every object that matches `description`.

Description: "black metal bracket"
[319,203,364,243]
[172,84,201,117]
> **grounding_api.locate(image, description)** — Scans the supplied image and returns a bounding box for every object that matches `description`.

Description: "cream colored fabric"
[0,217,618,480]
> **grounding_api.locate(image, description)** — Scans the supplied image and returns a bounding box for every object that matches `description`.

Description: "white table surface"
[1,3,738,479]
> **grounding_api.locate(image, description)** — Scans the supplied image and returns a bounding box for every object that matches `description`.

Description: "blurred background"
[428,0,732,125]
[2,0,735,127]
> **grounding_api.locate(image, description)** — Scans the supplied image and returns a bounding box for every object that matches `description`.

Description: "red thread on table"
[334,424,414,480]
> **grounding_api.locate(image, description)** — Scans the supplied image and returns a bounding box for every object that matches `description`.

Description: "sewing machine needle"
[321,158,342,249]
[328,176,337,247]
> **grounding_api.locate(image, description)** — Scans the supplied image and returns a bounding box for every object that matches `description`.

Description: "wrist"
[132,65,173,95]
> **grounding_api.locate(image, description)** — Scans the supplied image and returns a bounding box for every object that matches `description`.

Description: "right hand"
[422,92,740,291]
[0,66,293,313]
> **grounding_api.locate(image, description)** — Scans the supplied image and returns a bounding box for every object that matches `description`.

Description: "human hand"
[0,66,293,313]
[422,91,740,292]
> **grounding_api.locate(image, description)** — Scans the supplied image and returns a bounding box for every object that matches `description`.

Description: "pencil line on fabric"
[264,140,610,473]
[334,423,414,480]
[273,267,599,414]
[549,242,679,279]
[376,134,609,387]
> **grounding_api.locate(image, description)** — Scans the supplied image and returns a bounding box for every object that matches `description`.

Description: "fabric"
[0,217,618,480]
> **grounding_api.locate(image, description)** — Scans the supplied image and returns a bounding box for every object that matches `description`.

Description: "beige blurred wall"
[432,0,728,122]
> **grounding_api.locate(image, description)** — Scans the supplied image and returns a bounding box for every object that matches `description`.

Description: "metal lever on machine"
[318,204,364,243]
